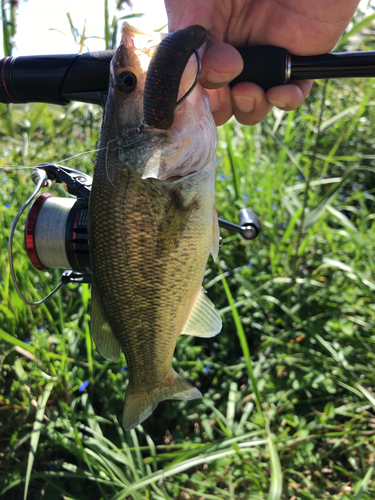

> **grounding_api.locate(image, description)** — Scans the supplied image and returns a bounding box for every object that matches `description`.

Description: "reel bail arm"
[9,164,93,306]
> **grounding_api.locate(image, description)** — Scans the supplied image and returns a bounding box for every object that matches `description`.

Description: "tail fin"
[122,370,201,430]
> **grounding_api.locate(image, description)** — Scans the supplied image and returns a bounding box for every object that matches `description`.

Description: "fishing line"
[175,49,201,109]
[104,121,144,193]
[0,165,38,170]
[58,148,104,164]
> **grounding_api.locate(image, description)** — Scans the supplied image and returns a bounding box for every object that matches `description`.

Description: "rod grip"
[0,51,114,105]
[229,46,288,91]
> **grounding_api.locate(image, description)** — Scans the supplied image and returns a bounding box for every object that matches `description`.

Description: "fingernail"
[268,100,287,109]
[206,69,234,85]
[232,95,254,113]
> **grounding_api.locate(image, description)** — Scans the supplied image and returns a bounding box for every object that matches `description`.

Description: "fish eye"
[115,71,137,93]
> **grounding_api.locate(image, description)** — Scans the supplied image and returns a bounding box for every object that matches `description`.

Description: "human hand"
[165,0,360,126]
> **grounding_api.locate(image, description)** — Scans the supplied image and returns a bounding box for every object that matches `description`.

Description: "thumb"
[199,43,243,90]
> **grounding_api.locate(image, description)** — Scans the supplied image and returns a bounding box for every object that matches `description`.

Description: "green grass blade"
[353,465,375,500]
[355,383,375,412]
[118,13,144,20]
[336,12,375,49]
[2,0,12,56]
[302,164,358,230]
[224,123,241,200]
[24,382,54,500]
[219,268,264,426]
[28,103,47,138]
[104,0,110,50]
[319,105,359,132]
[113,438,267,499]
[266,424,282,500]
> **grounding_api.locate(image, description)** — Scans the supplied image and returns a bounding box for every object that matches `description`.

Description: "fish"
[88,23,222,430]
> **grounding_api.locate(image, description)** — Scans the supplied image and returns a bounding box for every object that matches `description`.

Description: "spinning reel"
[9,164,262,305]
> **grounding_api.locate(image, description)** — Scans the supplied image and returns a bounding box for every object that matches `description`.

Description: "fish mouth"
[143,25,209,131]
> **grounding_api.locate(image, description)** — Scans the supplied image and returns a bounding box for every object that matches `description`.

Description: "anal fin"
[181,288,222,338]
[91,286,121,361]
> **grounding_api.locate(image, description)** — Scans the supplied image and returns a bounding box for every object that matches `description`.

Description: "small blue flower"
[216,158,219,164]
[38,326,44,333]
[78,380,90,392]
[365,191,371,198]
[120,366,127,373]
[242,194,249,203]
[255,187,263,192]
[24,338,30,344]
[341,212,348,218]
[271,205,277,210]
[297,174,303,180]
[341,194,347,200]
[248,261,254,267]
[203,365,211,374]
[277,223,284,228]
[352,185,357,190]
[5,203,10,209]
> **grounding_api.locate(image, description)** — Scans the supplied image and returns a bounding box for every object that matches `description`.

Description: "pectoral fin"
[181,288,222,338]
[91,286,121,361]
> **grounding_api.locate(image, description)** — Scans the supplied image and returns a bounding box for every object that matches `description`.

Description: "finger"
[231,82,273,126]
[207,87,234,127]
[266,80,313,111]
[200,43,243,90]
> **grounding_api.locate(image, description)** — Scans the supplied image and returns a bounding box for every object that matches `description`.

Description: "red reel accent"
[25,193,53,270]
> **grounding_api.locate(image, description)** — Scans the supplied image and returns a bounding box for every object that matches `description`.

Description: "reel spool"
[26,193,90,273]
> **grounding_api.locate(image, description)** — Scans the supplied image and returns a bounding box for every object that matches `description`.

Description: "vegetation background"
[1,1,375,499]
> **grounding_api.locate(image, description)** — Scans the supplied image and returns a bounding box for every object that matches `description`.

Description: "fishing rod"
[0,46,375,106]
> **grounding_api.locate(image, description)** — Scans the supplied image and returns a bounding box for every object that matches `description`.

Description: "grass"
[1,6,375,500]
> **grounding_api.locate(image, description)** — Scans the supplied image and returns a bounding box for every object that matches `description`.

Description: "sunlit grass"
[1,7,375,500]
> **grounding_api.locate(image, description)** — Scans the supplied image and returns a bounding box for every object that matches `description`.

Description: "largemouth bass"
[88,24,221,430]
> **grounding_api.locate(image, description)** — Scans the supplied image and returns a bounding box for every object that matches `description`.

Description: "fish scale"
[88,24,221,429]
[90,150,212,379]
